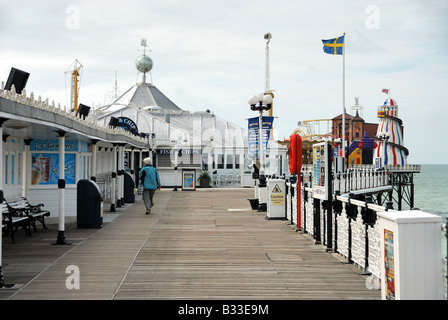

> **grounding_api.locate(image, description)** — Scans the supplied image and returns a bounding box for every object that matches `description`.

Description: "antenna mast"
[264,33,274,139]
[264,33,272,94]
[114,71,118,99]
[66,59,83,112]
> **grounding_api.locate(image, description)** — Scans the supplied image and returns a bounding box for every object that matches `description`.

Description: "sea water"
[414,164,448,220]
[413,164,448,255]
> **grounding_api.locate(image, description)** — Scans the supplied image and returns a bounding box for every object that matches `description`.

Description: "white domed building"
[94,45,288,189]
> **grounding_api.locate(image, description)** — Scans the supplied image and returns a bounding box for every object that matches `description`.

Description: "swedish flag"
[322,36,344,55]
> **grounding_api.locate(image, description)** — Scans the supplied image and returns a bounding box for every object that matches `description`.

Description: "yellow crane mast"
[65,59,83,112]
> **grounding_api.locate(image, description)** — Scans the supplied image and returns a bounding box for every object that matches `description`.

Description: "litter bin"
[124,171,135,203]
[77,179,103,228]
[266,179,286,220]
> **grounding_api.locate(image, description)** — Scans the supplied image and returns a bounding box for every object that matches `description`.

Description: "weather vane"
[140,38,151,55]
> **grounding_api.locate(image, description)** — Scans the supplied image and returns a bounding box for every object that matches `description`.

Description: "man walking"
[139,157,161,214]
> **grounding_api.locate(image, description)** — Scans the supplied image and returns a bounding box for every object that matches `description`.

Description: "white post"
[116,145,122,207]
[139,150,143,168]
[55,131,67,245]
[110,145,117,212]
[130,148,135,174]
[118,145,124,206]
[91,140,98,181]
[22,140,31,198]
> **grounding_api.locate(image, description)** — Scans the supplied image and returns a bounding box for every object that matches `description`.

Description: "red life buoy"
[288,133,303,230]
[289,133,302,174]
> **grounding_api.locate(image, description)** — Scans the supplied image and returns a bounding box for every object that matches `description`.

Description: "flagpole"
[342,32,346,166]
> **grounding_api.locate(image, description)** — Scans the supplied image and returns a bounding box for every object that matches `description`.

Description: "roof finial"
[136,39,153,84]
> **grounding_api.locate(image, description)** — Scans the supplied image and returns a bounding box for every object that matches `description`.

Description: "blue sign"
[248,116,274,158]
[31,153,76,185]
[30,140,78,152]
[248,117,259,157]
[118,117,138,134]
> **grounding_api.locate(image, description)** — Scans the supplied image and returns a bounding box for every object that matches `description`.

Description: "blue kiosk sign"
[118,117,138,134]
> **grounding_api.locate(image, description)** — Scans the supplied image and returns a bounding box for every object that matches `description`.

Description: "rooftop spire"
[135,38,153,84]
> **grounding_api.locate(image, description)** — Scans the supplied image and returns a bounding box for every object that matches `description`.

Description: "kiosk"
[378,210,442,300]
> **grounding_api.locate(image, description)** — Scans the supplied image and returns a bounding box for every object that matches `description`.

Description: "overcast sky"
[1,0,447,164]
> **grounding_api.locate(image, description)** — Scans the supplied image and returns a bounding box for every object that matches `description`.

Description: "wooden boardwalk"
[1,188,380,300]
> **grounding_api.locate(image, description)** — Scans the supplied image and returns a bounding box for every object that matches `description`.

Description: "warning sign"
[270,184,284,205]
[271,194,284,205]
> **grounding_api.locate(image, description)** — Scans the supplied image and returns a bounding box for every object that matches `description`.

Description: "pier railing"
[301,164,421,195]
[286,170,447,299]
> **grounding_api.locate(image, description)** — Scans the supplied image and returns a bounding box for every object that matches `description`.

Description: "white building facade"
[94,52,288,189]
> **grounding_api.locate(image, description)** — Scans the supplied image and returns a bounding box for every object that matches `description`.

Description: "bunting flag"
[322,36,344,55]
[382,88,390,94]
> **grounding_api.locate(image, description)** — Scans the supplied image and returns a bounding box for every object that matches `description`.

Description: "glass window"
[226,155,233,169]
[11,154,15,184]
[5,154,8,184]
[217,154,224,169]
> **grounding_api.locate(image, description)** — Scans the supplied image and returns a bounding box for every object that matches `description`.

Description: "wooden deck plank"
[2,189,380,300]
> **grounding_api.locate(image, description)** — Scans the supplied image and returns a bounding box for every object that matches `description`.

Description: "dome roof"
[383,98,397,106]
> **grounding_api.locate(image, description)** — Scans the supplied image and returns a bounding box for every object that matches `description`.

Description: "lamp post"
[248,92,273,212]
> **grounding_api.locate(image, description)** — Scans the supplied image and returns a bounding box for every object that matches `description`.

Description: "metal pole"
[259,110,264,176]
[258,108,267,212]
[314,198,321,244]
[303,183,308,233]
[326,144,333,251]
[342,32,346,168]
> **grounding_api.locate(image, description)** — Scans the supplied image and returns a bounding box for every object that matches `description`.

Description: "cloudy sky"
[1,0,447,164]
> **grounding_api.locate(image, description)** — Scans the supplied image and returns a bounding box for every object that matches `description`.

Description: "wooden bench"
[2,197,51,242]
[2,200,31,243]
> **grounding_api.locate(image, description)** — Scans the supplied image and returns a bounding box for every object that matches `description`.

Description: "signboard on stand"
[312,142,331,200]
[182,169,196,191]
